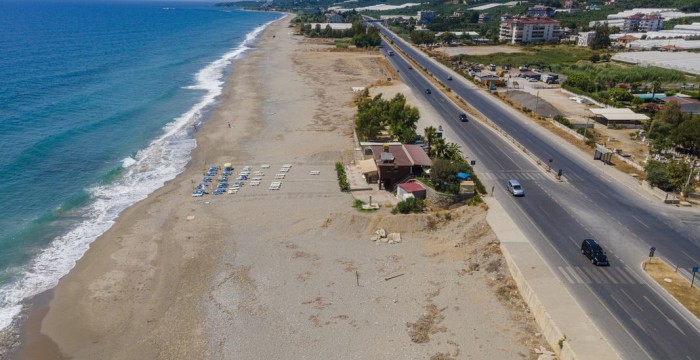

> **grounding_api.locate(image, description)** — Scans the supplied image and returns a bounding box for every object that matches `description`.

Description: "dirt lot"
[502,80,650,167]
[435,45,525,57]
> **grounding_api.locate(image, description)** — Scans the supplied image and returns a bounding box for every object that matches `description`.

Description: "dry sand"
[20,16,549,359]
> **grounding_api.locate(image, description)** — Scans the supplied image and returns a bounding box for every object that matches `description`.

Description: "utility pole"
[535,91,540,115]
[583,113,591,139]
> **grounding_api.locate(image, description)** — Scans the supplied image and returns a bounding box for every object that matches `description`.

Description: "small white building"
[577,31,596,47]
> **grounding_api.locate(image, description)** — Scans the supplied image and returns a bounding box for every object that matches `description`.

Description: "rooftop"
[588,108,650,121]
[369,144,432,167]
[502,16,559,24]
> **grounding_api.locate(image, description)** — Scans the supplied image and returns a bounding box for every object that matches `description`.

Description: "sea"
[0,0,281,330]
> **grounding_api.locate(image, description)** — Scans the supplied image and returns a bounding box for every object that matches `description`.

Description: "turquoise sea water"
[0,0,280,328]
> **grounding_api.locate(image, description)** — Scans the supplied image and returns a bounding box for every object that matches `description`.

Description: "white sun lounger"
[253,171,264,176]
[250,180,261,186]
[261,164,270,169]
[279,168,289,173]
[268,181,282,190]
[309,170,320,175]
[227,188,239,194]
[275,173,286,179]
[282,163,292,168]
[252,176,262,181]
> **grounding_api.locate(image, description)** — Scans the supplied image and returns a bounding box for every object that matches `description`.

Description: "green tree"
[645,160,671,190]
[429,158,459,192]
[355,94,385,140]
[424,126,437,157]
[658,101,683,126]
[590,24,611,50]
[650,80,662,100]
[672,116,700,151]
[565,72,596,93]
[667,160,692,191]
[648,120,674,150]
[606,87,633,102]
[439,31,456,45]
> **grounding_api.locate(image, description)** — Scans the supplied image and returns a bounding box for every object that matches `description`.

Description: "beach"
[19,16,549,359]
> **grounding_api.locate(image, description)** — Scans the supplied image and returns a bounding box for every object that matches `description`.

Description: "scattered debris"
[370,228,402,244]
[385,273,404,281]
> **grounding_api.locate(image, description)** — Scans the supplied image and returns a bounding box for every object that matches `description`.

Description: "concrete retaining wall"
[420,180,472,207]
[485,198,621,360]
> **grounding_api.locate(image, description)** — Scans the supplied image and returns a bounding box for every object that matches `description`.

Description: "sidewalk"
[484,197,620,360]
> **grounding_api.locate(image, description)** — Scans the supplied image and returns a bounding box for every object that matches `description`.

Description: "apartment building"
[499,17,561,44]
[623,13,664,32]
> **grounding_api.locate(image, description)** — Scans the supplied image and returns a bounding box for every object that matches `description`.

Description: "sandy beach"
[17,16,549,359]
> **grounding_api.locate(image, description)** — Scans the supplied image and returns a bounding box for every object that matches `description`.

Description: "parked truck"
[542,73,559,84]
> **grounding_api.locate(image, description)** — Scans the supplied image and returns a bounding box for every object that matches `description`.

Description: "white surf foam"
[0,17,281,331]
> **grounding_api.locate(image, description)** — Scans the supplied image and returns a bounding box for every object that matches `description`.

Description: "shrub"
[553,114,572,128]
[392,197,426,214]
[335,161,350,191]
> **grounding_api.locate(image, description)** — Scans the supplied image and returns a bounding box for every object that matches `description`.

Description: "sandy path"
[27,16,549,360]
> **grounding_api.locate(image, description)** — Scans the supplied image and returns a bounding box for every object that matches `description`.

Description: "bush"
[553,115,572,128]
[392,197,426,214]
[335,161,350,192]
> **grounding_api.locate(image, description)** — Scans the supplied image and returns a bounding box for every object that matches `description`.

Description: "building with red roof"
[397,182,427,200]
[368,144,432,190]
[660,96,700,114]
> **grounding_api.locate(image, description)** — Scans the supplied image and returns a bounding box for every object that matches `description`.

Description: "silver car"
[507,179,524,196]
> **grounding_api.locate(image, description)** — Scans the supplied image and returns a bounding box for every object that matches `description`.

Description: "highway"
[374,23,700,359]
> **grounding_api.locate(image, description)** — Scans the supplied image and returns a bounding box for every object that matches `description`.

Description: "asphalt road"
[375,23,700,359]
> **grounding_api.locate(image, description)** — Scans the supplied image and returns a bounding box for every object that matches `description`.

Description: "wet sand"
[19,15,549,360]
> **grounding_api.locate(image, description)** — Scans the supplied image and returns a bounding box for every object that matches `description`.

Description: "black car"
[459,113,468,122]
[425,88,431,94]
[581,239,609,266]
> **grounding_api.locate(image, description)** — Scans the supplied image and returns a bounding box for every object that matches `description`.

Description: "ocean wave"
[0,17,280,331]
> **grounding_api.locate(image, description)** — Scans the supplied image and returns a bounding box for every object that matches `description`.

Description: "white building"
[623,13,664,32]
[577,31,596,47]
[499,17,561,44]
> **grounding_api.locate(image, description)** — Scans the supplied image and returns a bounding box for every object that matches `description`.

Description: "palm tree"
[445,142,462,161]
[432,138,449,159]
[424,126,437,157]
[651,81,662,101]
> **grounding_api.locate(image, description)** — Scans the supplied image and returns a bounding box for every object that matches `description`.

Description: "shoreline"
[0,11,286,353]
[16,13,550,359]
[12,15,291,359]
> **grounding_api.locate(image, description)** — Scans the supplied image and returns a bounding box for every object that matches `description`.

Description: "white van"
[507,179,524,196]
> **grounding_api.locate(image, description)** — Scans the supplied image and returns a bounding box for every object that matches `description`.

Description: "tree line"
[644,102,699,193]
[297,21,381,47]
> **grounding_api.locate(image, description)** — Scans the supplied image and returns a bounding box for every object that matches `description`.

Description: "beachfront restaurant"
[369,144,432,190]
[588,108,650,128]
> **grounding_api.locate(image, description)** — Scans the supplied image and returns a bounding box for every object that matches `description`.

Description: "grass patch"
[352,199,379,212]
[643,258,700,319]
[451,45,596,71]
[334,40,350,48]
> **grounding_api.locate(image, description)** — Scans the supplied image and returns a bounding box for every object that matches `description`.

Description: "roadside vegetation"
[392,197,426,214]
[335,161,350,192]
[642,102,700,193]
[354,90,420,143]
